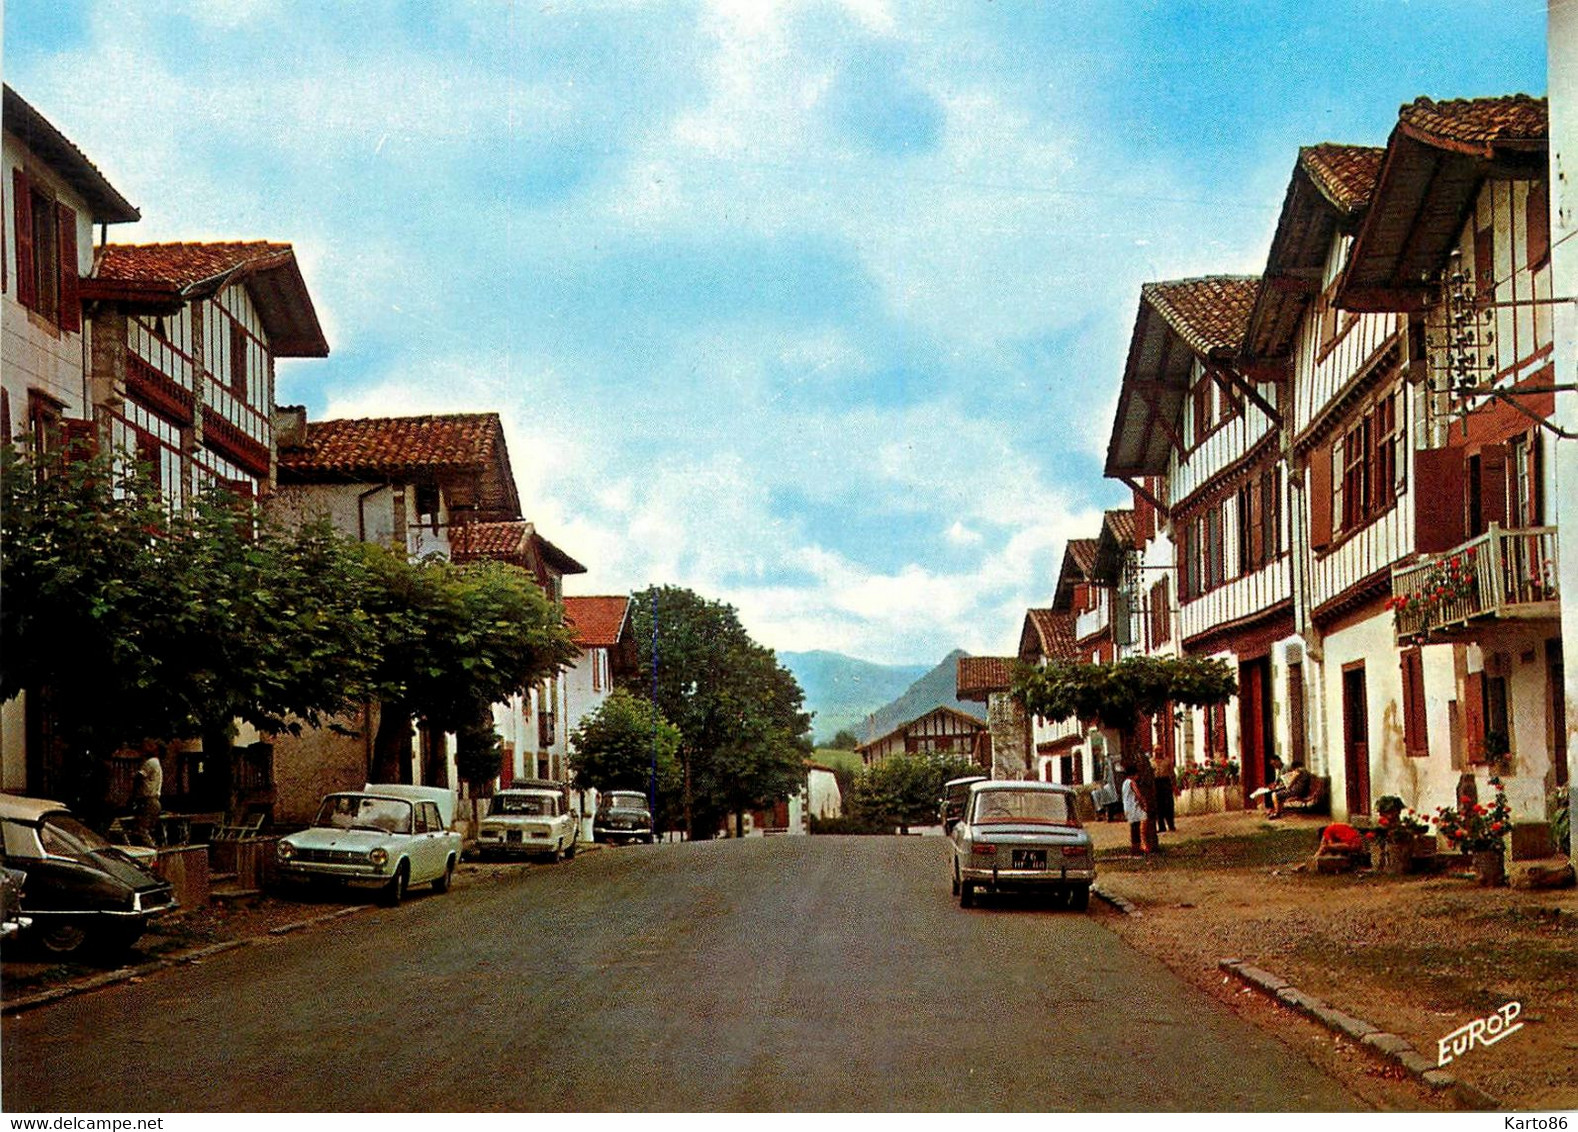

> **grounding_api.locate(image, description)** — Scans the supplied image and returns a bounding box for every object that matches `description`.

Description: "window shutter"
[1463,673,1486,763]
[1531,434,1545,526]
[1309,442,1333,550]
[1479,443,1509,529]
[1527,179,1550,267]
[56,203,79,333]
[1414,446,1467,554]
[1401,648,1428,757]
[13,169,36,311]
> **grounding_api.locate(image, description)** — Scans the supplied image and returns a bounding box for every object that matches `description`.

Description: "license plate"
[1012,849,1047,870]
[506,831,521,842]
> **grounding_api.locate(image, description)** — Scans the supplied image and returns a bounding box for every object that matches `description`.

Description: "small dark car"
[594,790,655,845]
[0,794,176,957]
[939,775,988,834]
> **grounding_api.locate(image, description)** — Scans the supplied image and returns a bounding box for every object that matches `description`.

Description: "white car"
[477,784,579,862]
[950,781,1095,910]
[276,786,461,905]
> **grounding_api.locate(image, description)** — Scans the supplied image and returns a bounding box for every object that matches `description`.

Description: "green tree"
[1013,655,1237,847]
[849,751,979,833]
[829,728,861,751]
[1,443,381,817]
[569,688,682,818]
[623,585,812,838]
[356,547,579,786]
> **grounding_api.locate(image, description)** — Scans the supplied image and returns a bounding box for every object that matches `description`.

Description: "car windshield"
[313,795,412,834]
[604,794,647,811]
[970,790,1078,826]
[39,814,115,862]
[492,795,554,817]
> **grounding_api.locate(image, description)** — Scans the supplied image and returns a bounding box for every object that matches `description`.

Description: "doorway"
[1342,663,1371,816]
[1238,657,1274,802]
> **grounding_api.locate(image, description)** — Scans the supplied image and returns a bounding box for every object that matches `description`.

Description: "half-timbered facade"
[1107,276,1292,802]
[1324,96,1557,826]
[856,705,987,768]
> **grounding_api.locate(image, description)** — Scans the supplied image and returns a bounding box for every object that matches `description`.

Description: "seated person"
[1268,761,1312,818]
[1318,822,1364,853]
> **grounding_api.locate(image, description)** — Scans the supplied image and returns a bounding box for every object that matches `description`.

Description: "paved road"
[2,836,1360,1111]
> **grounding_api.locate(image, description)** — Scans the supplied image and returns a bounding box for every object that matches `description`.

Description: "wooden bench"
[1283,776,1330,815]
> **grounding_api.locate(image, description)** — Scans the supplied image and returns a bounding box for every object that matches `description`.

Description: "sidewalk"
[1086,808,1578,1111]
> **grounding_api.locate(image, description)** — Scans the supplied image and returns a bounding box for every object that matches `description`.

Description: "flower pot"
[1380,839,1413,875]
[1224,788,1244,812]
[1472,849,1506,887]
[1205,785,1226,813]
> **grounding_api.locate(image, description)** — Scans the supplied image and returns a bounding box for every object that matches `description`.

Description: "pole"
[650,588,659,839]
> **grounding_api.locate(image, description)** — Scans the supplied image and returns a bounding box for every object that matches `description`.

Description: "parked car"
[275,787,461,905]
[1,867,32,943]
[949,781,1095,910]
[0,793,176,956]
[477,782,579,862]
[939,774,988,834]
[594,790,655,844]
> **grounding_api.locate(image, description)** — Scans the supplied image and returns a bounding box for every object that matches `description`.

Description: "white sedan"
[276,788,461,905]
[950,781,1095,910]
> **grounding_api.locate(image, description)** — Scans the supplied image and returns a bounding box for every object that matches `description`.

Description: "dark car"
[0,794,176,957]
[939,775,988,834]
[594,790,655,845]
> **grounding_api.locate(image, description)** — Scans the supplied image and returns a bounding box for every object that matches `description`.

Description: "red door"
[1343,665,1371,816]
[1238,657,1272,803]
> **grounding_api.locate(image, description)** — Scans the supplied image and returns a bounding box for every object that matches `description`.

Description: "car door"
[410,803,442,882]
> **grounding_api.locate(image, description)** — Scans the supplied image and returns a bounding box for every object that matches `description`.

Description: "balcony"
[1390,524,1558,642]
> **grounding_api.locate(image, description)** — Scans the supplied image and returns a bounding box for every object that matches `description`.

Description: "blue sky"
[5,0,1547,664]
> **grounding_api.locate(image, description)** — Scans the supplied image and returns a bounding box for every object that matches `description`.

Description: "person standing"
[129,742,164,848]
[1151,749,1177,833]
[1122,768,1149,855]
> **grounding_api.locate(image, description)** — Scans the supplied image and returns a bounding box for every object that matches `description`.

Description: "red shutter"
[1401,648,1427,757]
[1414,446,1466,554]
[1309,442,1333,550]
[1527,179,1550,267]
[13,169,36,311]
[1463,674,1486,763]
[1479,443,1508,529]
[56,203,79,333]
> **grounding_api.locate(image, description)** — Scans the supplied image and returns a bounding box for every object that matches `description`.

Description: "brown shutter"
[1401,648,1428,757]
[1309,443,1333,550]
[1463,673,1486,763]
[1479,443,1508,528]
[13,169,36,310]
[1531,435,1545,525]
[1527,179,1550,267]
[1414,446,1466,553]
[56,203,79,333]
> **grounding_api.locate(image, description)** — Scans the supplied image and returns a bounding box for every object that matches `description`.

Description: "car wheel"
[380,862,409,907]
[36,920,89,957]
[565,840,577,860]
[1069,884,1091,912]
[432,855,456,894]
[959,881,975,908]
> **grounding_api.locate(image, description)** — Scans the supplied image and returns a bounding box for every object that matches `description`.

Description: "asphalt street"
[2,835,1361,1111]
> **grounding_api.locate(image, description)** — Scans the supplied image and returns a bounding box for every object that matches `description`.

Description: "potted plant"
[1371,796,1433,874]
[1432,777,1513,886]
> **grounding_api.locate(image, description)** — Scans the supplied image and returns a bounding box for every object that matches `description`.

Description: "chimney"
[272,405,308,449]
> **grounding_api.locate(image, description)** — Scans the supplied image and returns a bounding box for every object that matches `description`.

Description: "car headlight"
[277,841,296,862]
[368,848,389,868]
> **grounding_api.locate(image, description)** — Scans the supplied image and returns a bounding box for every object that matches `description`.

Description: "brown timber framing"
[1209,365,1282,428]
[1135,380,1188,458]
[1121,475,1169,518]
[1291,332,1405,456]
[1170,431,1280,518]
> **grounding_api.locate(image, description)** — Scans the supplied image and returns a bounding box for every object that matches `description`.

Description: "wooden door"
[1238,658,1273,801]
[1343,665,1371,816]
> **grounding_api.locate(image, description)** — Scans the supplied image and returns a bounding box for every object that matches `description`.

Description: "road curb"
[1092,885,1141,916]
[2,905,372,1016]
[1217,958,1501,1110]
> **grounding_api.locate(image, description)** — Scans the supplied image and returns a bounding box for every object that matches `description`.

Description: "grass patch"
[1098,827,1315,871]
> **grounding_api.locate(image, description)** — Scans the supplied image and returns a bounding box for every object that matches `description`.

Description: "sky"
[3,0,1549,666]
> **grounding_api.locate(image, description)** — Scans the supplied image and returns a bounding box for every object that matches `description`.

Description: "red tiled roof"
[1139,277,1259,359]
[1022,608,1079,664]
[1397,94,1546,153]
[1065,538,1099,578]
[96,241,295,288]
[957,656,1015,700]
[279,413,505,476]
[89,241,328,357]
[563,596,630,648]
[1299,144,1384,213]
[1104,509,1137,551]
[451,520,531,559]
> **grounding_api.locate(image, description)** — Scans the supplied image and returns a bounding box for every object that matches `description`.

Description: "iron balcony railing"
[1390,524,1558,641]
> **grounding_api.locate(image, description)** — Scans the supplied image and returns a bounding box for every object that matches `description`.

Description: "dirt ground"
[1086,809,1578,1112]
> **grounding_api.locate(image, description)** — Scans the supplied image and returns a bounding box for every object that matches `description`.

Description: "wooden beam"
[1135,382,1186,455]
[1210,366,1283,429]
[1120,475,1170,519]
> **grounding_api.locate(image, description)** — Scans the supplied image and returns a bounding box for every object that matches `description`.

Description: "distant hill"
[863,648,986,741]
[780,651,931,744]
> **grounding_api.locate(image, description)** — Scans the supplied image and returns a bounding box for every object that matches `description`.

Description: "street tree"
[849,751,979,833]
[0,443,381,817]
[355,547,579,785]
[623,585,812,838]
[568,688,682,818]
[1013,655,1237,848]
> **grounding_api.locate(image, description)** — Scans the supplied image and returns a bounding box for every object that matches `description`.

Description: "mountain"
[779,651,932,744]
[862,648,986,741]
